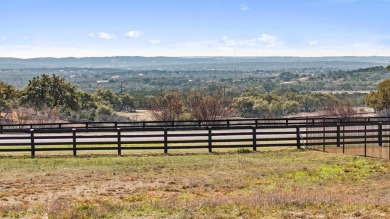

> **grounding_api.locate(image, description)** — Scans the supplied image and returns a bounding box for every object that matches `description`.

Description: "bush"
[236,148,252,153]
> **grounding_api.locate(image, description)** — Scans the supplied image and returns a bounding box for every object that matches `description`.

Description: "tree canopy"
[0,81,17,116]
[21,74,80,111]
[365,65,390,115]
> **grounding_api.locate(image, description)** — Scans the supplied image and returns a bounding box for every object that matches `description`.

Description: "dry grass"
[0,149,389,218]
[311,145,390,160]
[117,110,153,121]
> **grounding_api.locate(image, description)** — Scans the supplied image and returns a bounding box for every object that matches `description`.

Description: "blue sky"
[0,0,389,58]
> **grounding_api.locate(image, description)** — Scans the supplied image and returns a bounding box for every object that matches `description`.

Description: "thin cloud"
[0,36,7,40]
[240,4,249,11]
[125,31,142,38]
[220,36,237,46]
[257,34,275,44]
[249,34,280,47]
[98,32,115,39]
[183,34,281,50]
[309,40,320,46]
[150,40,161,45]
[217,47,235,52]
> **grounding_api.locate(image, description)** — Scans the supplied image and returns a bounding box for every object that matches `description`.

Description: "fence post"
[227,120,230,128]
[115,122,118,129]
[117,128,122,156]
[342,124,345,154]
[171,121,175,127]
[72,128,77,156]
[208,126,212,153]
[305,116,308,127]
[337,123,341,147]
[296,126,301,150]
[164,128,168,154]
[323,124,326,152]
[255,119,258,127]
[30,129,35,158]
[378,122,383,147]
[305,117,308,148]
[143,121,146,128]
[0,125,3,134]
[364,121,367,157]
[59,123,62,129]
[86,122,89,130]
[252,126,257,151]
[286,119,289,126]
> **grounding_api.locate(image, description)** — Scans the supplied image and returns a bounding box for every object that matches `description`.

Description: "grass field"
[0,149,389,218]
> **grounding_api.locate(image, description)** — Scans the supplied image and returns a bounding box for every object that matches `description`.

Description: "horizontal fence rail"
[2,116,390,132]
[306,122,390,160]
[0,125,303,158]
[1,120,390,159]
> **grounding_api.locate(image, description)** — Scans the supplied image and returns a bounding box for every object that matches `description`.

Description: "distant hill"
[0,56,388,71]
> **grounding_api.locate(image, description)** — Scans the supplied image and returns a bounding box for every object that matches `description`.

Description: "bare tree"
[147,91,185,121]
[7,106,61,125]
[188,92,233,123]
[323,100,357,118]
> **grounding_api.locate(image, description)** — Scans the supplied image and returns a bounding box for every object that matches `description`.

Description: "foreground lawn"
[0,149,389,218]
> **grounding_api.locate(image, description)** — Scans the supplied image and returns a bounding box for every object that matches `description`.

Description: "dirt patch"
[288,107,376,118]
[117,110,153,121]
[0,170,163,207]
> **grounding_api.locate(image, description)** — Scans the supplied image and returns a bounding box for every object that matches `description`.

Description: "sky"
[0,0,389,58]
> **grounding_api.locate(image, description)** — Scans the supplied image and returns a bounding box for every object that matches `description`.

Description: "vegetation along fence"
[0,119,390,159]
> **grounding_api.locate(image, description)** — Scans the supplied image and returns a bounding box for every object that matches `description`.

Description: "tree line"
[0,74,136,124]
[4,68,390,124]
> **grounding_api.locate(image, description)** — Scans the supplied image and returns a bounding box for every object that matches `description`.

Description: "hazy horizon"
[0,55,390,58]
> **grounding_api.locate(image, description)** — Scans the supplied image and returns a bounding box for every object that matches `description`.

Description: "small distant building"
[97,80,109,83]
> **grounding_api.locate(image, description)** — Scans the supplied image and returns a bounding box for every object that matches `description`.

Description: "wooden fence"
[0,126,301,158]
[2,116,390,132]
[0,120,390,159]
[306,122,390,159]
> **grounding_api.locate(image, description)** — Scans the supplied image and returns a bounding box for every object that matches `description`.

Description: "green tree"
[0,81,17,116]
[96,88,122,111]
[233,96,256,118]
[279,72,299,82]
[97,105,113,117]
[120,93,137,112]
[365,78,390,114]
[78,91,97,110]
[21,74,80,112]
[252,98,272,118]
